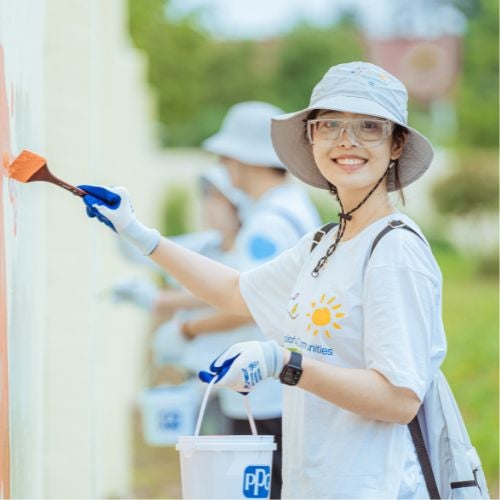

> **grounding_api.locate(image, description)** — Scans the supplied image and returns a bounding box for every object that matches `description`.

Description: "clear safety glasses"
[306,118,393,148]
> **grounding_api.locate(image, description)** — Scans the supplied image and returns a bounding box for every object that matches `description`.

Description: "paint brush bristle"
[7,150,47,182]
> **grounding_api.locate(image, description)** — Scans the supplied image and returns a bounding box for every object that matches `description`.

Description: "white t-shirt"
[240,213,447,498]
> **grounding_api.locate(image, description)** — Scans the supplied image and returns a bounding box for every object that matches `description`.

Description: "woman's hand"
[198,340,284,393]
[79,184,160,255]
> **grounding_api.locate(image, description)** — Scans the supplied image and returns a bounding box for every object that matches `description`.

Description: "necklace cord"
[311,163,392,277]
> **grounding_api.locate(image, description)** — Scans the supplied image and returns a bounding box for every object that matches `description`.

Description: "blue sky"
[167,0,466,40]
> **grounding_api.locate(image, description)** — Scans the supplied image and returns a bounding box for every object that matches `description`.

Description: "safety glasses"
[307,118,393,148]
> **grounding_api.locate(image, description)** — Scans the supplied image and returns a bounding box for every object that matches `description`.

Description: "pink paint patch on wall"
[0,43,11,499]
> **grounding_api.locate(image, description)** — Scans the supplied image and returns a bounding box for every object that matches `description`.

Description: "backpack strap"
[310,222,338,253]
[369,220,426,258]
[409,417,441,499]
[371,220,438,498]
[311,220,425,256]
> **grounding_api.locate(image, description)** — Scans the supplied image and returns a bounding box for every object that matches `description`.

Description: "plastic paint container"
[176,382,276,499]
[139,381,202,446]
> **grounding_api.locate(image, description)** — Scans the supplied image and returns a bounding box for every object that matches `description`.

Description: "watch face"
[280,352,302,385]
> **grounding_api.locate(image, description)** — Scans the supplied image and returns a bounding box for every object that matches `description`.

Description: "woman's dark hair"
[304,109,408,204]
[268,166,288,177]
[392,124,408,205]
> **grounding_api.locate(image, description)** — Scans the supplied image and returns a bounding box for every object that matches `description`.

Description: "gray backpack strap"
[409,417,441,499]
[370,220,438,498]
[369,220,425,257]
[310,222,338,253]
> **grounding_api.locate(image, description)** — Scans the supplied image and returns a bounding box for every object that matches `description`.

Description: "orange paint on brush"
[7,149,47,182]
[7,150,87,197]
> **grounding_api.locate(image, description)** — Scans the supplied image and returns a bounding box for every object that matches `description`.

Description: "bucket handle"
[194,380,258,436]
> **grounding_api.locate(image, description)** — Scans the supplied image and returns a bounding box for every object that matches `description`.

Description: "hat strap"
[311,162,393,278]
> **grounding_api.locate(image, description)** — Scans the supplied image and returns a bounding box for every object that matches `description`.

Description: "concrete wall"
[0,0,184,497]
[41,0,175,497]
[0,1,46,497]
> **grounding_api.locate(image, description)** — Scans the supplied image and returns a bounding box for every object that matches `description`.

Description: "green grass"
[434,246,499,496]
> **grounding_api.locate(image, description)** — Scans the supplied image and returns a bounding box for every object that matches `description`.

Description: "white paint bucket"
[138,380,202,446]
[176,382,276,499]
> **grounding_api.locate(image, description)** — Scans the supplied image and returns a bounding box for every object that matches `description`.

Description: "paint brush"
[6,149,87,197]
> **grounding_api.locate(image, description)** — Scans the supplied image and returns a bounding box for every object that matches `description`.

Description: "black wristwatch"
[279,351,303,386]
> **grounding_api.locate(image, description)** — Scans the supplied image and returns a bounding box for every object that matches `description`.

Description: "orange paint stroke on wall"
[0,43,11,499]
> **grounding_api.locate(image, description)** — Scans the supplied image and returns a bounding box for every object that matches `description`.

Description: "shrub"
[431,150,499,215]
[160,185,193,237]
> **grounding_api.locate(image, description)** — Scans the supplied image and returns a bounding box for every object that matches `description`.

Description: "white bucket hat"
[203,101,286,168]
[271,61,434,192]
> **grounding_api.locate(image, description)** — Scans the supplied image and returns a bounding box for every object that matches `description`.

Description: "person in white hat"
[78,62,447,498]
[202,101,321,270]
[109,166,250,316]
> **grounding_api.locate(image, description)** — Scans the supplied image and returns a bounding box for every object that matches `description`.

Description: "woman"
[80,62,446,498]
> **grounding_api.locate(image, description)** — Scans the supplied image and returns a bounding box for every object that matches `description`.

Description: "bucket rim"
[176,434,277,452]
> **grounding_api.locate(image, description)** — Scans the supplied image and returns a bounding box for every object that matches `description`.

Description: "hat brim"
[271,99,434,192]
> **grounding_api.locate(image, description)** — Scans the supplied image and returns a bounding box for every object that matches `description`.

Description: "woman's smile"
[331,154,368,172]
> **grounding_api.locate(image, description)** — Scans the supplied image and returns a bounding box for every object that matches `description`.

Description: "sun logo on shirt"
[306,294,345,338]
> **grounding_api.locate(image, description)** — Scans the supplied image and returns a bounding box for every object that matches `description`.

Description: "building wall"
[42,0,171,497]
[0,1,46,497]
[0,0,184,497]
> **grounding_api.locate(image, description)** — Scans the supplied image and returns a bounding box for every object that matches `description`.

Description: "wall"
[0,1,46,497]
[0,0,178,497]
[42,0,173,497]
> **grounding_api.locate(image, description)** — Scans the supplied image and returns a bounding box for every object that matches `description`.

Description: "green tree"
[455,0,499,147]
[128,2,364,146]
[129,0,216,145]
[270,20,364,111]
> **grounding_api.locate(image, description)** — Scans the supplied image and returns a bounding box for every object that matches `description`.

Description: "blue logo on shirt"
[248,235,277,260]
[243,465,271,498]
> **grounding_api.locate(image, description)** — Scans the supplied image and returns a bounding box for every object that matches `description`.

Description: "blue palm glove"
[199,340,284,393]
[79,185,121,231]
[79,184,160,255]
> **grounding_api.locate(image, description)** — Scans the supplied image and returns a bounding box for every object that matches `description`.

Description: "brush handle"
[54,180,87,197]
[29,164,87,197]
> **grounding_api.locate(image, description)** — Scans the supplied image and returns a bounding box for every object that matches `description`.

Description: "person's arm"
[284,350,421,424]
[79,185,251,318]
[180,311,253,339]
[199,340,420,424]
[149,237,251,317]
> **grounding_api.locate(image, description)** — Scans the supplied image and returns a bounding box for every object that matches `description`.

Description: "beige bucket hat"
[271,61,434,192]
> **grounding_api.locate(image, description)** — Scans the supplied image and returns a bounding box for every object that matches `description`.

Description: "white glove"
[79,184,160,256]
[112,278,159,311]
[198,340,284,393]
